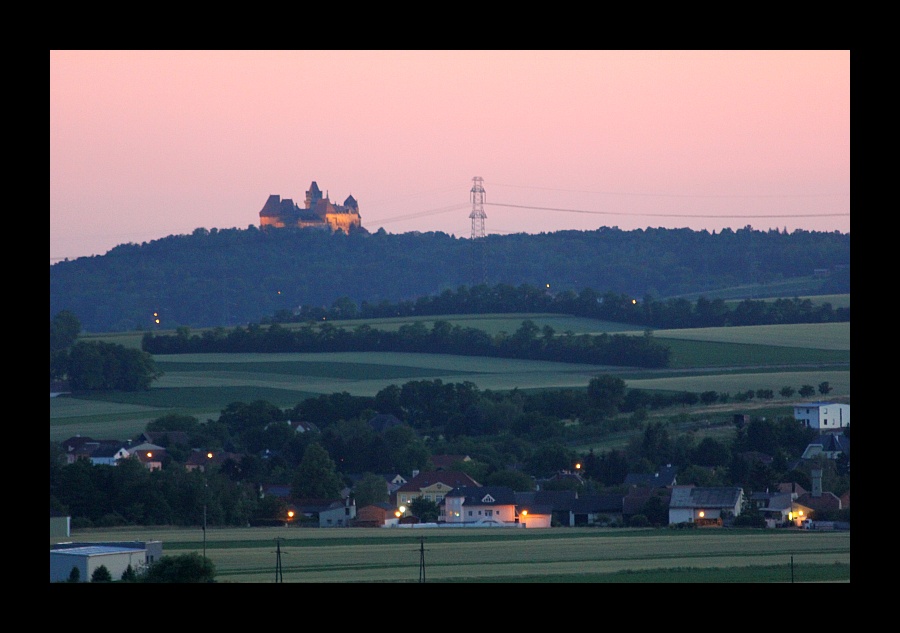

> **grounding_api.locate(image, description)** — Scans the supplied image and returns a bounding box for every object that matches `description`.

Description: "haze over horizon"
[51,50,850,263]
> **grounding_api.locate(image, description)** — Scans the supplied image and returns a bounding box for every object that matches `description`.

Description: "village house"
[794,402,850,431]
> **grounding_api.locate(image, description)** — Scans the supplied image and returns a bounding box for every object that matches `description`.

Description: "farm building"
[794,402,850,431]
[50,541,162,583]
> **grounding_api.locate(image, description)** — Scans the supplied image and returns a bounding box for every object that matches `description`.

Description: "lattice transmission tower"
[469,176,487,285]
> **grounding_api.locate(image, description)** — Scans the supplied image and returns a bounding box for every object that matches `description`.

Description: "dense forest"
[50,225,850,333]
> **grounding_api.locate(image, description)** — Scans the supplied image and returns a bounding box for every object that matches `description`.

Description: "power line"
[489,181,850,199]
[485,202,849,219]
[366,203,470,226]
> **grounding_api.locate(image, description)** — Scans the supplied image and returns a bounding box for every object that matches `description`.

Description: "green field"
[52,312,850,443]
[53,525,850,583]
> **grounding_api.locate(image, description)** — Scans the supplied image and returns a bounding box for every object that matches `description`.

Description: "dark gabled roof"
[430,454,470,470]
[447,486,516,506]
[820,433,850,454]
[533,490,578,506]
[669,486,743,509]
[777,481,808,496]
[61,436,98,452]
[624,464,678,487]
[750,491,793,510]
[397,470,480,492]
[90,441,129,458]
[796,491,842,512]
[259,194,283,216]
[570,493,624,514]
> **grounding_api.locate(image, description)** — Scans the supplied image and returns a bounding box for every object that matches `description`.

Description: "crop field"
[51,316,849,443]
[53,525,850,583]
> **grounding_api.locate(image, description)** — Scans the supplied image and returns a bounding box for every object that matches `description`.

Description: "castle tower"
[305,181,324,210]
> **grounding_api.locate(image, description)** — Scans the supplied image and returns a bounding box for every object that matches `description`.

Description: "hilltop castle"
[259,181,362,233]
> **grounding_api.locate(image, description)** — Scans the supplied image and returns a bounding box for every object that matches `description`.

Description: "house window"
[485,509,493,517]
[468,511,473,516]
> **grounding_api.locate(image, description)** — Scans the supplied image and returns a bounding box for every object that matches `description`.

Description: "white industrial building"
[49,541,162,583]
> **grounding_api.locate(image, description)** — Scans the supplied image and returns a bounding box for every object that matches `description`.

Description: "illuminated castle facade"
[259,181,361,233]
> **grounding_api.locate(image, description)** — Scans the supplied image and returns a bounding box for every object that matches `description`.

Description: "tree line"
[273,284,850,330]
[141,317,671,368]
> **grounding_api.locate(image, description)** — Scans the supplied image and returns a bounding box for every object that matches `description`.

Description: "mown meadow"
[53,525,850,583]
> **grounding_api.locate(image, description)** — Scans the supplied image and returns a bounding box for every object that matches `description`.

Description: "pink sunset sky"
[50,50,850,262]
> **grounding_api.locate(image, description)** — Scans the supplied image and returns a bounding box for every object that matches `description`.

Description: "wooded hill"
[50,225,850,334]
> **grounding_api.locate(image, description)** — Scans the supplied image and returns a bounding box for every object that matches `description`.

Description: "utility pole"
[418,536,427,583]
[469,176,487,285]
[275,537,284,583]
[202,477,208,558]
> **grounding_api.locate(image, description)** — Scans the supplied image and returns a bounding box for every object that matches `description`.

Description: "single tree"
[140,552,216,583]
[409,496,440,522]
[67,566,81,583]
[121,564,137,582]
[818,381,832,396]
[353,472,390,507]
[779,386,795,398]
[798,384,816,398]
[291,442,343,499]
[587,375,627,419]
[91,565,113,583]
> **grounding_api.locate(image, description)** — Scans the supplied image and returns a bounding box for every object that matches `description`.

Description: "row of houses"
[59,432,241,472]
[262,463,846,530]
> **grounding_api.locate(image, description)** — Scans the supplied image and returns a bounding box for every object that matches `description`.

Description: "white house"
[318,498,356,527]
[668,486,744,526]
[794,402,850,431]
[441,486,518,525]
